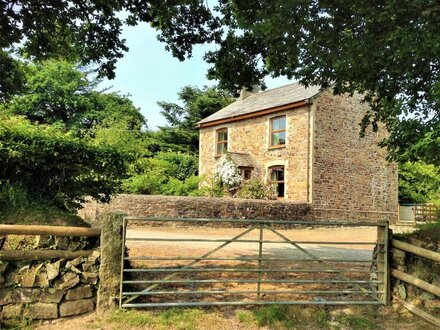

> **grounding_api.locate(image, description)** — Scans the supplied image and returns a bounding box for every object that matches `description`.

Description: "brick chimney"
[239,85,260,100]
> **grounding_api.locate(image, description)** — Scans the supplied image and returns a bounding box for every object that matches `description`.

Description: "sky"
[99,22,292,129]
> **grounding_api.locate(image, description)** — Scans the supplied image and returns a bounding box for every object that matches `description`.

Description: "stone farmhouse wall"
[199,106,311,202]
[78,194,397,224]
[0,237,99,320]
[199,89,398,219]
[311,90,398,216]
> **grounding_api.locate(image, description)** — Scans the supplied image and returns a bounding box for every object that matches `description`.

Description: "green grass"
[109,308,209,330]
[235,305,331,330]
[108,306,383,330]
[335,314,377,330]
[253,305,292,328]
[235,310,256,326]
[108,309,155,327]
[0,319,34,330]
[158,308,205,330]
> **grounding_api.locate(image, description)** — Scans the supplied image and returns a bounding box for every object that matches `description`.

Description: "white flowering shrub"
[215,154,241,188]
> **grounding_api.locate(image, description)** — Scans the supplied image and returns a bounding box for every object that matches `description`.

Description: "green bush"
[162,176,201,196]
[0,182,28,210]
[0,115,127,211]
[198,176,225,197]
[122,152,199,196]
[122,173,164,195]
[155,151,198,180]
[399,161,440,204]
[236,177,277,200]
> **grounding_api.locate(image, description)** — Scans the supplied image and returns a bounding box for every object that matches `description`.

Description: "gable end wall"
[311,90,398,221]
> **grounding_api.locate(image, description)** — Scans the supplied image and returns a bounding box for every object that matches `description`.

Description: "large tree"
[153,85,234,154]
[2,59,146,131]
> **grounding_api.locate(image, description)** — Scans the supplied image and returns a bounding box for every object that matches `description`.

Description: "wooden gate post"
[377,224,391,305]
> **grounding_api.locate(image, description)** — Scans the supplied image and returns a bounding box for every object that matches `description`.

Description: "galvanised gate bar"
[119,217,390,308]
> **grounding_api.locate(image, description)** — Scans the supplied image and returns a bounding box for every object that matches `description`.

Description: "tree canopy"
[0,0,129,80]
[0,59,147,211]
[153,85,234,154]
[2,60,146,131]
[2,1,438,165]
[0,0,214,99]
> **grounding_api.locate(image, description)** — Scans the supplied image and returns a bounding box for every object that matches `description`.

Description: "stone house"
[197,82,398,220]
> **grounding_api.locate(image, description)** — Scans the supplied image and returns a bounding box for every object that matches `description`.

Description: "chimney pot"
[239,85,260,100]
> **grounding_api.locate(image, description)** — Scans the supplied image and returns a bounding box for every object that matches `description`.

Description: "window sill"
[268,145,286,150]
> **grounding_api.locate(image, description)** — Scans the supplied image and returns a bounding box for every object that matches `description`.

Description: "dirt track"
[126,225,379,261]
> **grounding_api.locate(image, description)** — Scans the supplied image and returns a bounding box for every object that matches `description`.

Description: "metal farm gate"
[119,217,390,308]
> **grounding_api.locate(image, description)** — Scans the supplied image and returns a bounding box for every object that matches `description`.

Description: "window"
[270,166,285,198]
[270,116,286,148]
[240,167,252,180]
[216,128,228,156]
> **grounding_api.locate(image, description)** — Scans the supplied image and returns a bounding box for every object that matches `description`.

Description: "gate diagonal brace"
[267,226,322,262]
[122,225,259,305]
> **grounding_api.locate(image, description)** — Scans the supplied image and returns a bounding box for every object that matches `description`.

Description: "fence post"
[256,223,264,300]
[97,212,125,312]
[377,224,391,305]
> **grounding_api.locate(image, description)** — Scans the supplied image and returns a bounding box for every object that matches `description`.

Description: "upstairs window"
[216,128,228,156]
[270,166,285,198]
[270,116,286,148]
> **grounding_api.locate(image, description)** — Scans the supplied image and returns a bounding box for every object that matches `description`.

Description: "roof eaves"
[197,99,308,128]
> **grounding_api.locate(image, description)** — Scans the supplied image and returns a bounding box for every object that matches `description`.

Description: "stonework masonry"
[79,194,396,224]
[0,237,100,320]
[311,90,398,216]
[199,107,311,202]
[198,87,398,222]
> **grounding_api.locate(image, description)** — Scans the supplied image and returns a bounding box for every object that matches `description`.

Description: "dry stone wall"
[78,194,396,224]
[0,236,100,320]
[391,236,440,317]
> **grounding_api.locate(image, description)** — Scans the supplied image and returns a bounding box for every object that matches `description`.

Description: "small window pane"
[277,183,285,197]
[277,169,284,181]
[272,118,279,131]
[242,169,251,180]
[272,131,286,146]
[218,130,227,141]
[279,117,286,130]
[217,143,227,154]
[272,117,286,131]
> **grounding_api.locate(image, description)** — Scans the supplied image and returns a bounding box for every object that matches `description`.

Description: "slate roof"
[229,152,256,168]
[198,82,322,125]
